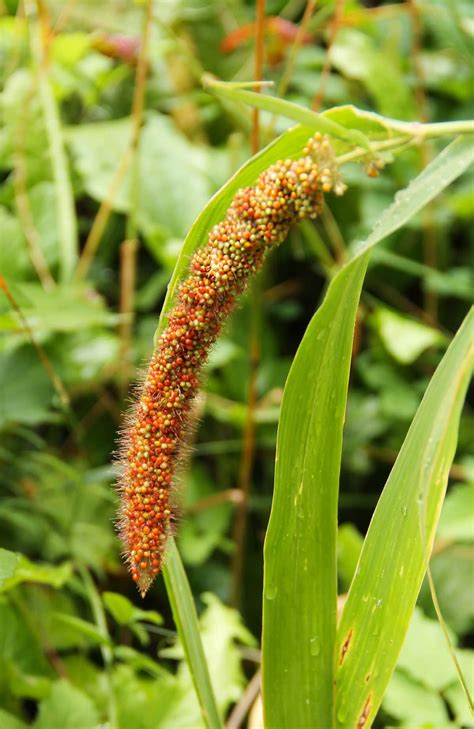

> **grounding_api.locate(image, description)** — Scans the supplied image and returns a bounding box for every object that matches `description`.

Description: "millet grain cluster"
[117,133,346,595]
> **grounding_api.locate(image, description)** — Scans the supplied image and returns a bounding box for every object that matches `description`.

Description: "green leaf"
[114,646,166,677]
[418,545,474,636]
[330,29,416,119]
[51,613,112,647]
[262,252,370,727]
[0,283,118,340]
[0,596,51,676]
[67,113,213,246]
[0,554,72,592]
[371,307,445,364]
[0,709,28,729]
[338,525,364,592]
[162,538,223,729]
[437,483,474,542]
[355,136,474,256]
[103,591,163,626]
[0,208,32,280]
[163,593,255,716]
[7,662,51,700]
[112,662,204,729]
[0,346,54,427]
[103,591,136,624]
[0,548,20,587]
[383,670,449,724]
[203,75,371,150]
[34,680,99,729]
[322,105,396,141]
[335,309,473,728]
[444,650,474,726]
[395,608,458,691]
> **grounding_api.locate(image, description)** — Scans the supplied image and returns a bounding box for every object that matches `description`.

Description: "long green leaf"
[262,251,370,727]
[203,80,474,153]
[262,134,473,729]
[356,135,474,257]
[163,539,222,729]
[203,74,371,150]
[335,309,473,729]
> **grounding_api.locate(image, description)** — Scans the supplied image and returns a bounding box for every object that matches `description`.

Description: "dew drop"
[337,707,348,723]
[265,584,278,600]
[309,636,321,656]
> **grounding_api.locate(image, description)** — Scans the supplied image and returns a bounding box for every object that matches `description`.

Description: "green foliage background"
[0,1,472,727]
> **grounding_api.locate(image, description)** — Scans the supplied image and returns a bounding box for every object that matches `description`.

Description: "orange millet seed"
[117,133,346,596]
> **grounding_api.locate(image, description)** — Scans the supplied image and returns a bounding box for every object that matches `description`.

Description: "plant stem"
[336,136,413,165]
[26,0,78,282]
[163,539,223,729]
[251,0,266,154]
[78,564,118,729]
[266,0,317,140]
[118,238,138,387]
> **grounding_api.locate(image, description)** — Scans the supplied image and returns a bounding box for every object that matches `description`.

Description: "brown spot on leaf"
[357,695,372,728]
[339,629,353,665]
[365,673,371,683]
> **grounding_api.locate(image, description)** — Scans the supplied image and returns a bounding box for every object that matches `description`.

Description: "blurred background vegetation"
[0,0,473,727]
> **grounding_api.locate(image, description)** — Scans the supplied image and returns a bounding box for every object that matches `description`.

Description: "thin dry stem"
[266,0,317,140]
[226,669,262,729]
[0,275,69,409]
[231,0,265,608]
[251,0,266,155]
[187,489,244,514]
[312,0,345,111]
[407,0,438,322]
[76,0,153,280]
[118,239,138,386]
[321,201,346,262]
[13,86,55,289]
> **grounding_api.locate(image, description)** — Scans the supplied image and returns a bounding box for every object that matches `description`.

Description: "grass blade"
[355,135,474,257]
[26,2,78,282]
[262,252,370,727]
[163,538,223,729]
[203,75,371,150]
[335,309,473,728]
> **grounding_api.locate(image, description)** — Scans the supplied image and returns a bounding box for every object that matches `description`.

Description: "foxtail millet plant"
[117,133,346,595]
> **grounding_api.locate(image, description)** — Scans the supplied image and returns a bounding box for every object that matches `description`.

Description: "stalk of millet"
[117,133,346,596]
